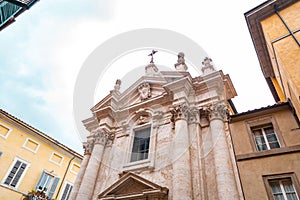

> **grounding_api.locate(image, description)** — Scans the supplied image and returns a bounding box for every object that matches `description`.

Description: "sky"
[0,0,275,154]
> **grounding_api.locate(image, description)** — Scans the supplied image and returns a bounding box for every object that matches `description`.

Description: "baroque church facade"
[69,54,244,200]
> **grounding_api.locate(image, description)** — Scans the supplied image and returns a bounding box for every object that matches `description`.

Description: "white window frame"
[69,162,80,175]
[35,170,60,199]
[49,152,64,166]
[22,137,40,153]
[123,123,155,171]
[0,122,12,139]
[59,181,73,200]
[252,124,280,151]
[2,157,30,189]
[269,178,299,200]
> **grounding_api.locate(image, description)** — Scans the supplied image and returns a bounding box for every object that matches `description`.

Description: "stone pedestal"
[171,105,192,200]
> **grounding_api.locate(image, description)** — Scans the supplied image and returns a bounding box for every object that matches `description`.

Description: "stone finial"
[174,52,188,71]
[145,63,159,75]
[114,79,121,91]
[201,57,215,74]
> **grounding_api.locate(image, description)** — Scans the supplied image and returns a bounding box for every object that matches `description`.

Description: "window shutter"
[4,160,27,187]
[61,183,73,200]
[11,163,26,187]
[35,171,46,190]
[66,185,73,200]
[48,177,59,199]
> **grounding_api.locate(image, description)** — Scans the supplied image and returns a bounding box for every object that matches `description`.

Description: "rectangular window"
[49,152,64,166]
[252,123,280,151]
[0,123,11,139]
[60,182,73,200]
[35,171,60,199]
[269,178,299,200]
[70,163,80,174]
[23,138,40,153]
[130,127,151,162]
[3,158,29,188]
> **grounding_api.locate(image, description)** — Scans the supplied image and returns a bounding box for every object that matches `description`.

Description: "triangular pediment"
[98,172,168,200]
[116,71,191,109]
[92,70,190,112]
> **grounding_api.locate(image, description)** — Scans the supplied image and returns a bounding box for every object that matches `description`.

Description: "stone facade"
[70,54,243,200]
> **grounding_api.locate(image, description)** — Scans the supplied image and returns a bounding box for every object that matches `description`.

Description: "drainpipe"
[55,156,76,199]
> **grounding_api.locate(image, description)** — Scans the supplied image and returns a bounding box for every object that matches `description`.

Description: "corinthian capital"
[170,104,189,121]
[83,140,93,155]
[208,102,229,121]
[188,108,200,124]
[93,129,108,145]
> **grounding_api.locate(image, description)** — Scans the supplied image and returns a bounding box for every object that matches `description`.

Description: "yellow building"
[0,109,82,200]
[245,0,300,118]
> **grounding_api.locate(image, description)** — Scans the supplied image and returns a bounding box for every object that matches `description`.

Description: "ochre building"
[0,109,82,200]
[245,0,300,118]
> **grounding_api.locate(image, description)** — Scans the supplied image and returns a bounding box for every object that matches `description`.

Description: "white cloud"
[1,0,274,153]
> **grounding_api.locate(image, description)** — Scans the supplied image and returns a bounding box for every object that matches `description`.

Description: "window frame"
[35,170,60,199]
[263,173,300,200]
[59,181,73,200]
[246,116,285,152]
[69,162,80,175]
[0,122,12,139]
[251,124,280,151]
[22,137,40,153]
[130,126,151,162]
[123,123,155,171]
[2,157,30,189]
[49,152,64,166]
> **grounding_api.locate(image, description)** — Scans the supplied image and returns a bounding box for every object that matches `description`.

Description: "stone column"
[76,129,108,200]
[171,104,192,200]
[209,102,239,199]
[69,142,92,200]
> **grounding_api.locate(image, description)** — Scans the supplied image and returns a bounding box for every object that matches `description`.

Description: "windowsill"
[236,144,300,161]
[123,159,154,171]
[0,183,27,196]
